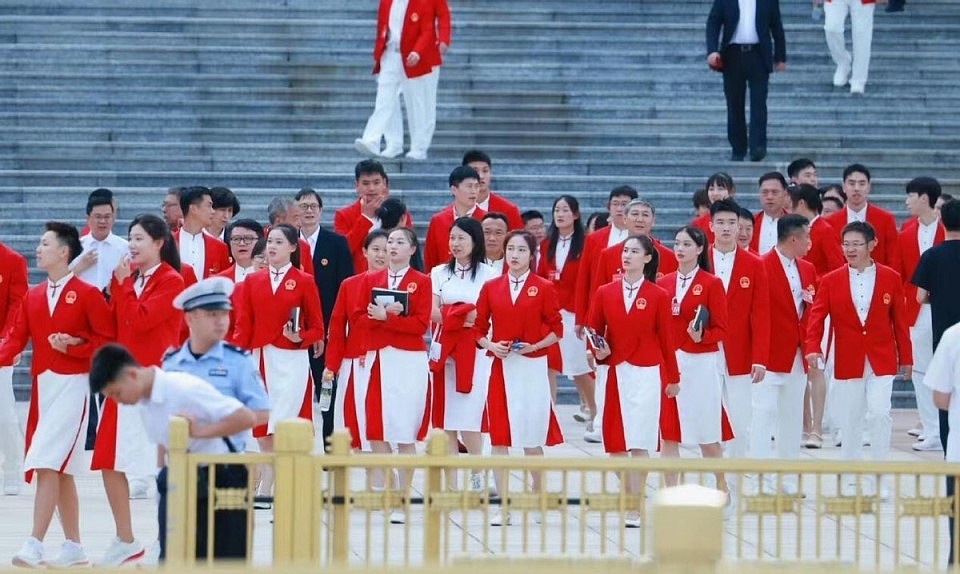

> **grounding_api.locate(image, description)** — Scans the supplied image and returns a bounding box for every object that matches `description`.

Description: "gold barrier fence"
[166,418,960,570]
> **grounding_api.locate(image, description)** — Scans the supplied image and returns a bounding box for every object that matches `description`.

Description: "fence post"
[423,430,449,566]
[329,430,353,566]
[273,419,316,565]
[165,416,190,567]
[653,484,725,574]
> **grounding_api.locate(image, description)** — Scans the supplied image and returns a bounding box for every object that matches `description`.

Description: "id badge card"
[671,297,681,317]
[428,339,442,362]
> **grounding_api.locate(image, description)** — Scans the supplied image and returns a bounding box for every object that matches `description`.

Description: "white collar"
[301,226,320,243]
[918,216,940,232]
[848,204,868,219]
[623,276,644,290]
[270,263,293,278]
[848,262,877,277]
[84,232,122,246]
[775,247,795,268]
[388,266,410,279]
[508,270,530,287]
[140,262,162,278]
[180,227,205,240]
[48,272,74,288]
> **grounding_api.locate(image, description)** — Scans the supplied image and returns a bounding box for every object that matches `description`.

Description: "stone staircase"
[3,0,959,402]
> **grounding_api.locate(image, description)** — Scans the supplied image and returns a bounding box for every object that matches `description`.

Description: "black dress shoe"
[750,148,767,162]
[730,152,745,162]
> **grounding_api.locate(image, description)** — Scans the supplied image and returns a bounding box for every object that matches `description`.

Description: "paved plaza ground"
[0,402,950,568]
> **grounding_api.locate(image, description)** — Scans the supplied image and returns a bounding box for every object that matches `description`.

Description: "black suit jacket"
[311,226,354,331]
[706,0,786,74]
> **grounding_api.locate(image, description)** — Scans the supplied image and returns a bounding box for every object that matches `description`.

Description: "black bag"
[195,438,249,560]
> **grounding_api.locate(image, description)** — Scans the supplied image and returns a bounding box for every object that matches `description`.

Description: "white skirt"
[675,351,723,445]
[558,309,591,376]
[25,371,88,479]
[498,354,558,448]
[372,347,429,444]
[604,363,662,452]
[438,349,492,432]
[252,345,312,435]
[332,355,373,451]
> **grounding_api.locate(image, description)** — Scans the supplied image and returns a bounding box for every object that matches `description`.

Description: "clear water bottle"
[319,371,334,412]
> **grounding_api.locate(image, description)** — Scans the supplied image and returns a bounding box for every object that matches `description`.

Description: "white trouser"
[824,0,875,88]
[722,373,753,458]
[832,361,893,462]
[360,49,406,151]
[911,305,938,439]
[750,352,806,461]
[0,366,23,477]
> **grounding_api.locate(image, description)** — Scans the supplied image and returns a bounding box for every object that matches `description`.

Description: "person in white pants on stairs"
[823,0,875,94]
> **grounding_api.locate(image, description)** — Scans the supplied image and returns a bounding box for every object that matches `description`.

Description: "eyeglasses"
[841,242,867,249]
[90,214,114,221]
[298,203,321,212]
[230,236,258,245]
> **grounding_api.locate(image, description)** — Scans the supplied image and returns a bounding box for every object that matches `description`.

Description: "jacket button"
[862,330,867,335]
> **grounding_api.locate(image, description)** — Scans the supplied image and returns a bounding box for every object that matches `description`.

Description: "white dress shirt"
[758,213,779,255]
[484,258,504,275]
[388,266,410,290]
[607,226,629,247]
[848,263,877,325]
[269,263,292,294]
[847,205,868,224]
[918,217,940,254]
[712,247,737,291]
[77,233,128,290]
[675,267,699,304]
[555,234,573,273]
[387,0,408,49]
[623,277,644,312]
[47,273,74,316]
[178,229,206,278]
[134,263,161,298]
[234,265,256,284]
[301,226,320,259]
[477,197,490,212]
[362,212,382,231]
[731,0,760,45]
[508,270,530,304]
[776,248,804,316]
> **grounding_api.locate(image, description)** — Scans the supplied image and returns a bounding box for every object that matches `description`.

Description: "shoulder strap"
[221,437,238,453]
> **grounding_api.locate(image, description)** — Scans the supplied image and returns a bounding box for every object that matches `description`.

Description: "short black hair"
[521,210,544,224]
[709,198,741,219]
[758,171,787,188]
[45,221,83,262]
[842,221,876,244]
[777,214,810,242]
[820,184,847,202]
[906,177,942,209]
[787,158,816,180]
[692,188,710,209]
[843,163,871,182]
[225,218,264,243]
[608,185,639,203]
[482,212,509,227]
[823,196,844,212]
[449,166,480,188]
[90,344,139,394]
[941,193,954,203]
[738,207,754,221]
[294,187,324,209]
[789,183,823,214]
[179,186,211,216]
[86,188,114,215]
[354,159,388,183]
[942,200,960,232]
[210,186,240,216]
[461,149,492,168]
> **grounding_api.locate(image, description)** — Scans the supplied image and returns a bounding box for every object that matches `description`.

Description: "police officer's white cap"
[173,277,234,311]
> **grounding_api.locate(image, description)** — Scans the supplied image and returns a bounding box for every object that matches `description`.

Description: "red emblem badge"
[410,12,419,22]
[636,298,647,310]
[692,285,703,296]
[883,293,892,305]
[65,291,77,304]
[285,279,296,291]
[739,276,750,289]
[527,286,539,297]
[0,275,4,284]
[407,282,418,293]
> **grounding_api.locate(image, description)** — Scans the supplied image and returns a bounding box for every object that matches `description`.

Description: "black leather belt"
[730,44,756,52]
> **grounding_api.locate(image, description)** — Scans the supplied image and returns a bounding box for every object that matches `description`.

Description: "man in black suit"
[706,0,787,162]
[294,188,355,447]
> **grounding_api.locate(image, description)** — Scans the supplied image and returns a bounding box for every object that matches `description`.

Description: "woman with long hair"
[429,217,499,490]
[324,229,390,452]
[659,226,731,494]
[474,231,564,526]
[233,224,325,495]
[93,213,186,565]
[586,235,678,527]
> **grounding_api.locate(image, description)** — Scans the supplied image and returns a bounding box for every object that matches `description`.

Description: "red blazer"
[359,268,431,352]
[536,238,582,312]
[173,229,231,278]
[111,263,185,366]
[298,238,315,276]
[707,248,771,375]
[691,213,715,245]
[474,272,563,358]
[895,219,945,325]
[761,250,818,373]
[0,276,115,375]
[485,193,524,231]
[214,265,245,340]
[805,264,912,379]
[372,0,449,79]
[825,204,900,268]
[0,242,29,332]
[233,266,325,350]
[324,273,372,372]
[591,239,678,292]
[424,205,486,271]
[804,217,845,277]
[333,200,414,273]
[749,209,788,254]
[574,226,618,324]
[586,279,679,384]
[659,270,728,354]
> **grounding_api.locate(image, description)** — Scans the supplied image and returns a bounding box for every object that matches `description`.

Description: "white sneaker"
[907,427,922,438]
[624,512,641,528]
[44,540,89,568]
[405,150,427,161]
[389,510,406,524]
[97,538,145,567]
[3,473,20,496]
[380,147,403,159]
[913,436,943,451]
[490,510,512,526]
[833,62,851,87]
[354,138,380,157]
[584,427,602,444]
[12,537,44,568]
[850,83,865,95]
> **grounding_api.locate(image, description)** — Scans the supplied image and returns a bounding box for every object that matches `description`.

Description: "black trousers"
[721,45,770,156]
[157,465,249,562]
[309,354,336,451]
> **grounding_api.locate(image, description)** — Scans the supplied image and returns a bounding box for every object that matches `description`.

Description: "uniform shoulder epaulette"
[223,343,251,356]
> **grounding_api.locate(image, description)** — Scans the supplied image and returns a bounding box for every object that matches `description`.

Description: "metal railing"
[166,418,960,570]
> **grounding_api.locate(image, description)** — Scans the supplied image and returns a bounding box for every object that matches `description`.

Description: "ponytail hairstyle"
[677,225,711,273]
[624,234,660,283]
